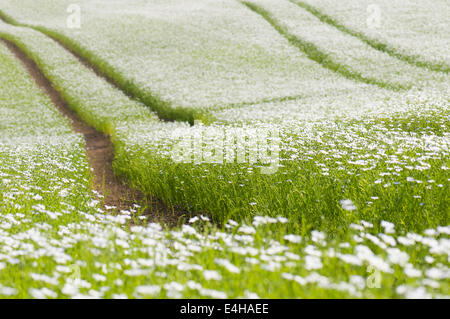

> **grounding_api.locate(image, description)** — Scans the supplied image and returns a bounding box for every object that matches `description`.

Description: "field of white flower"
[295,0,450,73]
[0,0,448,299]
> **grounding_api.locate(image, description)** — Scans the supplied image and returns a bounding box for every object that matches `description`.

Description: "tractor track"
[2,39,189,226]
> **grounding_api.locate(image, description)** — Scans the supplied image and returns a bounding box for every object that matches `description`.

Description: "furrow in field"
[0,18,160,132]
[0,0,380,122]
[0,18,233,223]
[242,0,448,90]
[0,27,186,225]
[0,11,184,124]
[293,0,450,73]
[241,1,402,90]
[0,9,196,123]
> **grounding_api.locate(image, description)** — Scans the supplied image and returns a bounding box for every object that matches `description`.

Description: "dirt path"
[3,39,188,226]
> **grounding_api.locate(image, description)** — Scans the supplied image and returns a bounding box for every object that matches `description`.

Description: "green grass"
[1,138,448,298]
[114,116,449,233]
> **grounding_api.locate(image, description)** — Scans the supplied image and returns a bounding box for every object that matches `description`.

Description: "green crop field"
[0,0,448,299]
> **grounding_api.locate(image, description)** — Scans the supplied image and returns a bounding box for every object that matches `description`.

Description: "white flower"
[386,248,409,266]
[381,220,395,234]
[199,288,227,299]
[405,287,431,299]
[29,288,57,299]
[349,276,366,290]
[134,285,161,296]
[340,199,356,211]
[304,255,323,270]
[244,290,260,299]
[361,221,373,228]
[164,282,184,292]
[238,225,256,234]
[189,216,199,223]
[311,231,326,243]
[284,234,302,243]
[379,234,396,246]
[404,264,421,277]
[0,287,17,296]
[277,216,289,223]
[214,259,241,274]
[425,268,449,280]
[203,270,222,281]
[182,225,197,235]
[92,274,107,282]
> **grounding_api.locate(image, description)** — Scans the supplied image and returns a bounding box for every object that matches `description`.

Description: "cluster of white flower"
[299,0,450,69]
[243,0,449,90]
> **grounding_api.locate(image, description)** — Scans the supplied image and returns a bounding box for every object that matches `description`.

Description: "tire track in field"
[0,10,198,124]
[2,39,190,227]
[291,0,450,74]
[241,1,405,91]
